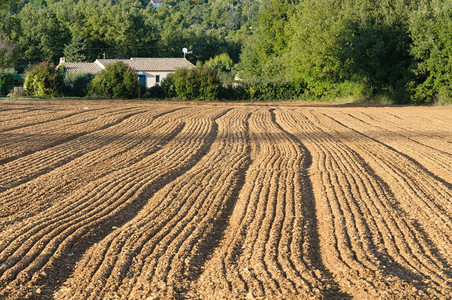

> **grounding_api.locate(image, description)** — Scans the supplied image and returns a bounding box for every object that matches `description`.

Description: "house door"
[138,75,146,86]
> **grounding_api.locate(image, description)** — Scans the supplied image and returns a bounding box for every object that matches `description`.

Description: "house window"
[138,75,146,86]
[156,75,161,83]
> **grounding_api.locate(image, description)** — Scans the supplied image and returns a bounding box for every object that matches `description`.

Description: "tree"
[24,61,63,97]
[0,71,14,95]
[16,4,70,62]
[0,0,16,11]
[284,0,417,100]
[89,62,139,99]
[283,0,357,97]
[409,0,452,104]
[151,0,260,63]
[237,0,298,82]
[336,0,414,101]
[205,52,233,72]
[64,35,88,62]
[0,31,16,69]
[1,0,260,68]
[72,0,157,59]
[205,52,235,85]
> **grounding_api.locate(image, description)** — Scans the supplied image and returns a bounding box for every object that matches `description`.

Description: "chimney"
[59,57,66,65]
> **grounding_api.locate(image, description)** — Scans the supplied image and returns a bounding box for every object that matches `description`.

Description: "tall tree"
[64,35,88,62]
[16,4,70,62]
[238,0,298,82]
[409,0,452,103]
[0,31,16,69]
[285,0,416,100]
[336,0,414,99]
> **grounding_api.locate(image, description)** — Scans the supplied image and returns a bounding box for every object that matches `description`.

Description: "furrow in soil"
[0,106,227,299]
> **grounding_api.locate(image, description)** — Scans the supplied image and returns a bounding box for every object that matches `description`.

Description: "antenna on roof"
[182,48,192,59]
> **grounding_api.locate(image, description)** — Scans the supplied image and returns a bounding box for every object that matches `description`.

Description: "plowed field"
[0,100,451,299]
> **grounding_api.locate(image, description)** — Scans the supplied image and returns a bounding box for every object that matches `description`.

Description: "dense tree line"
[238,0,451,104]
[0,0,259,68]
[1,0,450,103]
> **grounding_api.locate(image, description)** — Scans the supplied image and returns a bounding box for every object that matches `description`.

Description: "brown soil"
[0,100,450,299]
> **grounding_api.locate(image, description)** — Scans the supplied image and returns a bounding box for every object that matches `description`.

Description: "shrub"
[63,72,94,97]
[170,66,221,101]
[151,75,307,101]
[89,62,139,99]
[222,80,305,101]
[24,62,63,97]
[0,72,14,96]
[8,87,26,98]
[147,75,176,99]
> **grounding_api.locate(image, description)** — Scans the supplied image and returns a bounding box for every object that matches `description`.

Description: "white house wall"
[143,71,172,88]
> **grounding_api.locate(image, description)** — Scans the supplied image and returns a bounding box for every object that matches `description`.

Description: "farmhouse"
[59,57,195,88]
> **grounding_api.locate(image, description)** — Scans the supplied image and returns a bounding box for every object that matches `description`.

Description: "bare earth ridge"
[0,100,451,299]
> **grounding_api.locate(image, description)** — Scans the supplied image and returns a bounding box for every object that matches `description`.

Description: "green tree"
[60,0,157,59]
[205,52,233,72]
[0,31,16,69]
[2,0,260,68]
[284,0,417,100]
[16,4,70,62]
[24,61,63,97]
[238,0,298,82]
[205,52,235,85]
[284,0,358,97]
[0,0,16,11]
[409,0,452,104]
[89,61,139,99]
[337,0,414,101]
[64,35,88,62]
[151,0,259,63]
[0,71,14,95]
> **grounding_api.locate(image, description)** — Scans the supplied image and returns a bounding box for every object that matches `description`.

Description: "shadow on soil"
[32,109,231,300]
[270,109,352,299]
[324,114,452,191]
[179,113,253,293]
[349,140,452,293]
